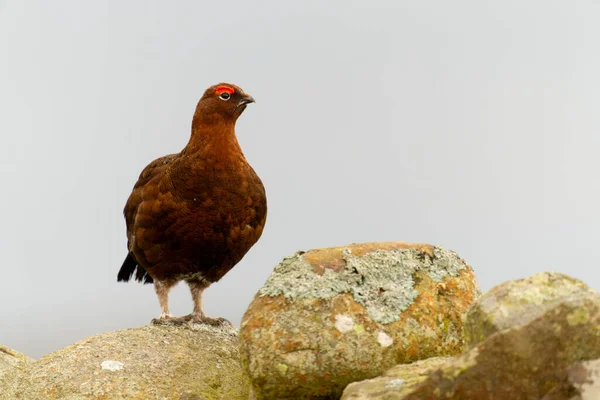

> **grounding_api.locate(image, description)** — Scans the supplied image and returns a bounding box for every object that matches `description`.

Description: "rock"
[401,290,600,399]
[542,358,600,400]
[0,345,32,378]
[239,242,480,400]
[341,357,451,399]
[0,344,33,396]
[340,273,600,399]
[2,325,254,399]
[563,358,600,399]
[464,272,595,346]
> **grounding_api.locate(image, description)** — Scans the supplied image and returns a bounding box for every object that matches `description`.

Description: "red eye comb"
[215,85,235,95]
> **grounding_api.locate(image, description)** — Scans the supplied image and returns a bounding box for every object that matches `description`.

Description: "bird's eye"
[219,92,231,100]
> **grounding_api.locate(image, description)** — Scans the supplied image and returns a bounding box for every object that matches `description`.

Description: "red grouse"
[118,83,267,326]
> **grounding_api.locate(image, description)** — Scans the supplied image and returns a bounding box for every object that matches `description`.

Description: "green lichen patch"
[567,304,591,326]
[353,324,365,335]
[259,246,468,324]
[275,363,289,375]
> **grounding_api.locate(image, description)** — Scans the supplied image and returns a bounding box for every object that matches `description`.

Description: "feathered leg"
[151,280,176,324]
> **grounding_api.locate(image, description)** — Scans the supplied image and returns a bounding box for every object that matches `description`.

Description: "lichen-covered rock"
[239,242,480,399]
[3,325,254,399]
[341,357,451,399]
[464,272,595,346]
[401,291,600,399]
[0,345,33,396]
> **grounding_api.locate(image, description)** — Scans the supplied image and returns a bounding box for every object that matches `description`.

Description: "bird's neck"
[184,120,243,159]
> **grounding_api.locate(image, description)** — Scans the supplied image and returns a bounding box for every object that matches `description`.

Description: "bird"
[117,83,267,326]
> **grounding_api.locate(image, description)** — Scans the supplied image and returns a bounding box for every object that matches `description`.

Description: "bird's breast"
[166,158,266,233]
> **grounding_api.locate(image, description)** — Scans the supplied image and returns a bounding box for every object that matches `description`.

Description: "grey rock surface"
[1,324,254,400]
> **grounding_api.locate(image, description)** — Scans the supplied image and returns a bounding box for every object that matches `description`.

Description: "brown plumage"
[117,83,267,326]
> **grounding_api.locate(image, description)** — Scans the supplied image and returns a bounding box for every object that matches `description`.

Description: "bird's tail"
[117,252,153,284]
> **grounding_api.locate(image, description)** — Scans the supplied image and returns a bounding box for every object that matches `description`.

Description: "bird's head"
[193,83,255,124]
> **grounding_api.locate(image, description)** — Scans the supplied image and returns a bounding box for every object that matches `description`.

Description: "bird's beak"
[238,94,255,107]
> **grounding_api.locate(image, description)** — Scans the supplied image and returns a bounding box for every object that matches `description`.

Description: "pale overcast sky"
[1,1,598,358]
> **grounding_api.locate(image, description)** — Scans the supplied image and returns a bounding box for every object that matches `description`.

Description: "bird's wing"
[123,153,178,248]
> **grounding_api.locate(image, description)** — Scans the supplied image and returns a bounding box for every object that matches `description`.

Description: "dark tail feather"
[117,252,137,282]
[118,252,153,284]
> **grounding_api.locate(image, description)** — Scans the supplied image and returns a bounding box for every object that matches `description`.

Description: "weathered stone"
[464,271,595,346]
[0,345,33,397]
[401,291,600,399]
[240,242,479,399]
[541,358,600,400]
[2,325,254,399]
[341,357,451,399]
[565,358,600,399]
[0,345,32,378]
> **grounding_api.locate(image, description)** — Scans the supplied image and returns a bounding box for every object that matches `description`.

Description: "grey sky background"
[1,1,598,358]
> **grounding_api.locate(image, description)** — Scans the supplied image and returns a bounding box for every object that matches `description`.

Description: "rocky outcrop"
[0,345,32,396]
[239,242,479,400]
[2,325,254,400]
[342,272,600,399]
[404,291,600,399]
[341,356,451,399]
[464,272,595,345]
[4,247,597,399]
[542,358,600,400]
[562,358,600,399]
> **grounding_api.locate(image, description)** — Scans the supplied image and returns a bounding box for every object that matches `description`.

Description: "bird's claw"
[183,313,232,327]
[151,315,189,326]
[151,314,232,328]
[190,316,232,327]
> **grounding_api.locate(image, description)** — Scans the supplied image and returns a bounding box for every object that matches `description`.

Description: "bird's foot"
[151,313,232,327]
[151,314,190,326]
[185,313,233,327]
